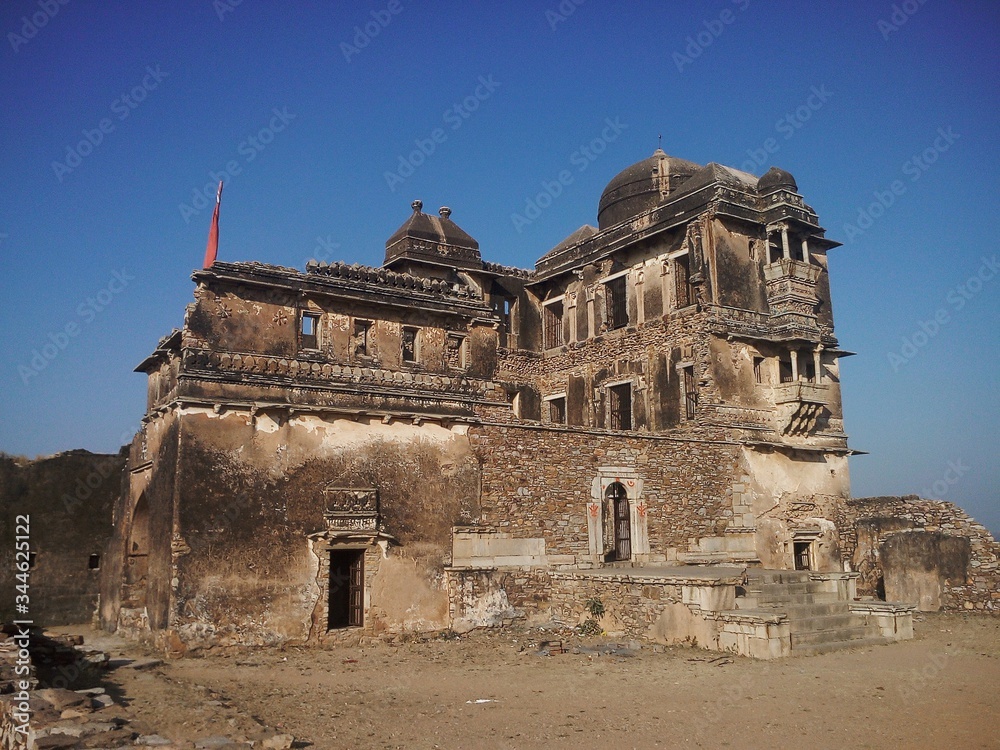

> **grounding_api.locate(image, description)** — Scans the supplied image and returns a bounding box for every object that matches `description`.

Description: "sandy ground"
[70,613,1000,750]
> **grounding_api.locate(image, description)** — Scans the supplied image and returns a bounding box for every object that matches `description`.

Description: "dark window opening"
[768,241,782,264]
[352,319,372,358]
[794,542,812,571]
[799,350,816,383]
[683,366,698,420]
[543,301,564,349]
[495,296,514,346]
[328,549,365,629]
[28,552,37,570]
[789,237,804,262]
[608,383,632,431]
[753,356,765,384]
[548,397,566,424]
[779,357,794,384]
[401,327,419,363]
[88,553,101,570]
[446,334,465,369]
[300,312,320,350]
[605,275,628,330]
[674,254,694,308]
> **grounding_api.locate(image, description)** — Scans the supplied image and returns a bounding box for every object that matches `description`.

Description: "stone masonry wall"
[469,423,741,561]
[837,495,999,612]
[0,451,124,627]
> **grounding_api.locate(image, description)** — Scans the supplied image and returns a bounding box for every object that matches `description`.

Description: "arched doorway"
[605,482,631,561]
[124,493,150,608]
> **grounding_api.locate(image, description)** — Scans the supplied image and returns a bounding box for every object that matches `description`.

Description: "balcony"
[772,380,830,406]
[771,380,830,436]
[764,258,822,329]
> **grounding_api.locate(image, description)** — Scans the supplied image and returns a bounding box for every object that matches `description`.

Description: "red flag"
[203,181,223,268]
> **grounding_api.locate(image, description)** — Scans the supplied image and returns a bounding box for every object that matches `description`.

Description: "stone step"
[748,581,831,596]
[790,625,871,648]
[788,613,859,634]
[772,601,851,618]
[736,598,852,619]
[792,636,891,657]
[746,570,812,585]
[752,591,843,606]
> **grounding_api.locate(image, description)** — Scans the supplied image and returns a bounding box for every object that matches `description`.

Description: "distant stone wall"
[837,496,999,612]
[0,450,124,626]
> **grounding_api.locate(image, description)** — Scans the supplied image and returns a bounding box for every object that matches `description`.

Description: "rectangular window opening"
[548,396,566,425]
[543,300,564,349]
[683,366,698,420]
[605,275,628,330]
[674,254,694,309]
[446,334,466,370]
[88,553,101,570]
[779,357,794,384]
[352,319,372,358]
[300,312,320,350]
[608,383,632,431]
[799,350,816,383]
[401,326,419,363]
[494,296,514,346]
[753,356,765,384]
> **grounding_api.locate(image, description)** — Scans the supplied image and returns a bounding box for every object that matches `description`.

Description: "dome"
[757,166,798,193]
[597,149,701,229]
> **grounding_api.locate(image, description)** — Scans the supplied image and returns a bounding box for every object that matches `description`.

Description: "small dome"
[757,166,798,193]
[597,149,701,229]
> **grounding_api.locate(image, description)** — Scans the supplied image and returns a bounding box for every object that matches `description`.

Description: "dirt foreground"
[63,613,1000,750]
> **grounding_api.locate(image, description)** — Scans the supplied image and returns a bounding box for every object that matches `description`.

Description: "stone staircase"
[737,570,895,655]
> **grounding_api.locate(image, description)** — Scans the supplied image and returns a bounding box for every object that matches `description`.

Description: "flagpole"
[203,181,223,268]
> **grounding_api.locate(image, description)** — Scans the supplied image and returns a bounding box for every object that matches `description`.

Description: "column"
[781,225,791,260]
[635,269,645,324]
[586,287,596,338]
[567,292,578,343]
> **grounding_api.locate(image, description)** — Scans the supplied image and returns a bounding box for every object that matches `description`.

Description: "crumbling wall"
[0,450,124,627]
[838,495,999,611]
[446,567,551,632]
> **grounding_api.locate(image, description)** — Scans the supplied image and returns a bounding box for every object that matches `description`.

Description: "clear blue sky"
[1,0,997,534]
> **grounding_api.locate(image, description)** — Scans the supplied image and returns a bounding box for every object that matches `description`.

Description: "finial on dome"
[439,206,452,219]
[411,199,423,213]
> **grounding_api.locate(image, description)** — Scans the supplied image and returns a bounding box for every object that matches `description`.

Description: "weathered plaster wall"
[148,409,480,647]
[0,450,124,626]
[742,447,850,571]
